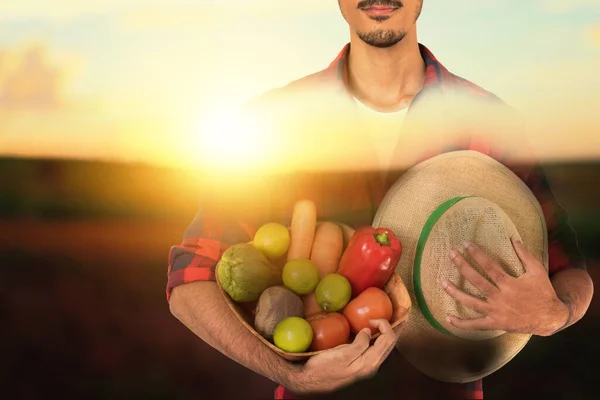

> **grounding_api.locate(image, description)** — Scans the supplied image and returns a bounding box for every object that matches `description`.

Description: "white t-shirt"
[353,97,407,179]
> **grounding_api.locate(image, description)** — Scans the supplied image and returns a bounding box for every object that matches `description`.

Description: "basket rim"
[215,267,412,358]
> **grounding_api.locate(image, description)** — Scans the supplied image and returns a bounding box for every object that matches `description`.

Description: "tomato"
[273,317,313,353]
[307,312,350,351]
[253,222,290,259]
[342,287,393,335]
[282,259,320,295]
[302,292,322,318]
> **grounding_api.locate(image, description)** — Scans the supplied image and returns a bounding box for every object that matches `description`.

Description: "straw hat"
[373,150,548,383]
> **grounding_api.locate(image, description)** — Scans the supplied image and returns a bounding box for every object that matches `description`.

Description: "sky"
[0,0,599,169]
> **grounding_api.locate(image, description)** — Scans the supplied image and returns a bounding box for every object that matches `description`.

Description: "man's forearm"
[169,281,302,388]
[551,268,594,332]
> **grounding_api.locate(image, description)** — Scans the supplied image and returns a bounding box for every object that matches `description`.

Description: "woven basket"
[216,223,412,361]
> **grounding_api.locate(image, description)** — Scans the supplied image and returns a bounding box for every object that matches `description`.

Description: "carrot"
[310,221,343,278]
[337,223,356,252]
[287,200,317,261]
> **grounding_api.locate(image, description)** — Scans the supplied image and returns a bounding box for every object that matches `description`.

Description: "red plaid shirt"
[167,43,585,400]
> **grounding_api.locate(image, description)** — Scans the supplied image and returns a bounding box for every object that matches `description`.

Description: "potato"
[255,286,304,340]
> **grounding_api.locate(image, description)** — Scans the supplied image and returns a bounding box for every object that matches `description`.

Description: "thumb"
[512,237,543,273]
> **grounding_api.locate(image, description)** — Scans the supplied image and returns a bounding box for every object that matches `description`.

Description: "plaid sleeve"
[166,209,255,302]
[273,380,484,399]
[444,133,587,277]
[438,83,587,276]
[445,380,484,399]
[166,94,273,303]
[274,385,297,399]
[507,161,587,275]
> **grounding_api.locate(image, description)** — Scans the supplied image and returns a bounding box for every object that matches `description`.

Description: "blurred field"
[1,157,599,399]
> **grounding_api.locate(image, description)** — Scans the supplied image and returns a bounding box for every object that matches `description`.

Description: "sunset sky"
[0,1,599,169]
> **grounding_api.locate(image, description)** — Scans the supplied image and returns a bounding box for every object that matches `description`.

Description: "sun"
[193,105,276,173]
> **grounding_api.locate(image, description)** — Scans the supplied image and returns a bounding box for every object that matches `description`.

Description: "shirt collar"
[324,42,455,92]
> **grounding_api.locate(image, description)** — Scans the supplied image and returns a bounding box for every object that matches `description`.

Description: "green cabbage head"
[217,243,282,303]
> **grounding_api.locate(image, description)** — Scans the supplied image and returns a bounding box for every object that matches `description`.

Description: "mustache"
[357,0,403,9]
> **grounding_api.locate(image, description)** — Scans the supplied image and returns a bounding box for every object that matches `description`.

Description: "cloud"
[0,0,125,20]
[538,0,600,13]
[0,43,72,110]
[588,24,600,46]
[119,8,216,30]
[119,1,337,30]
[503,58,600,123]
[0,0,336,22]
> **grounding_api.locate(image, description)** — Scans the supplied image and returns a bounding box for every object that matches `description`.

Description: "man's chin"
[357,30,407,48]
[366,40,403,49]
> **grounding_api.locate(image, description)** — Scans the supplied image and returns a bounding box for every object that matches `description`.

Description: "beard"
[357,29,407,48]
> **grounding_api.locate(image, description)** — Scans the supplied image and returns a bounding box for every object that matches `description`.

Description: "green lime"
[282,259,319,295]
[253,223,290,260]
[273,317,313,353]
[315,273,352,312]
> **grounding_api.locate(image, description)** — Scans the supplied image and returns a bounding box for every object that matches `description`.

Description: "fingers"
[369,319,397,351]
[370,320,398,360]
[353,327,373,350]
[442,281,490,315]
[449,250,498,297]
[447,315,495,331]
[319,328,370,366]
[511,237,543,274]
[371,318,393,334]
[339,328,371,363]
[462,242,511,286]
[353,320,397,377]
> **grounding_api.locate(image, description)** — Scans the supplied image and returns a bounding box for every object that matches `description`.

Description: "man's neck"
[347,27,425,113]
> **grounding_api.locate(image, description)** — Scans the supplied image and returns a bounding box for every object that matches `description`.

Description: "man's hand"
[286,319,400,395]
[441,237,570,337]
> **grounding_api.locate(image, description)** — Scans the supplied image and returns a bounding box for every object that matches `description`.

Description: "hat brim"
[373,150,548,383]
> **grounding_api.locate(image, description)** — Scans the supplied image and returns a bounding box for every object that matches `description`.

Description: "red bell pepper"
[337,227,402,298]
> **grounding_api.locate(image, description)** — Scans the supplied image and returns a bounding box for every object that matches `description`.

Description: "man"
[167,1,593,399]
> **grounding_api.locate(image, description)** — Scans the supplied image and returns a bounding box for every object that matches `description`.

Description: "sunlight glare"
[195,105,273,172]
